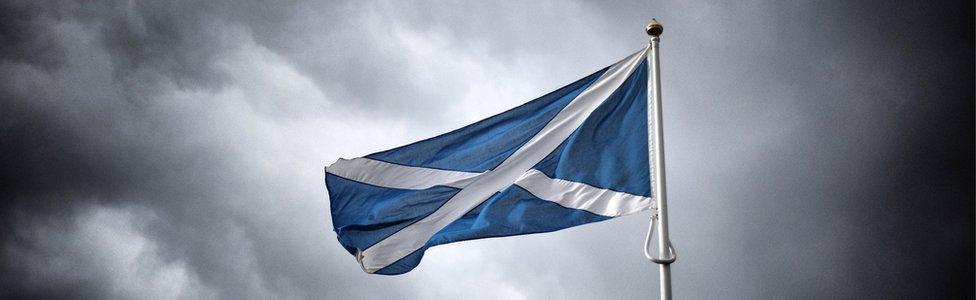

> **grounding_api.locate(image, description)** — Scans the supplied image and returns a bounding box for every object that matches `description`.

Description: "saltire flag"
[325,47,655,275]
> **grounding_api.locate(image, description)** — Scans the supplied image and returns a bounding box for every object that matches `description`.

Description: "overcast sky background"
[1,0,972,299]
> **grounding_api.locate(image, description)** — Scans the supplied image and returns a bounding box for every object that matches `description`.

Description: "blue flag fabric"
[325,48,654,274]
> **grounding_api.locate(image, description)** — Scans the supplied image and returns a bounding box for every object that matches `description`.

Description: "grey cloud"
[0,1,67,70]
[1,0,972,299]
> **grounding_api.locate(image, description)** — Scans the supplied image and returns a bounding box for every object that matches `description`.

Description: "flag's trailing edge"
[325,48,654,275]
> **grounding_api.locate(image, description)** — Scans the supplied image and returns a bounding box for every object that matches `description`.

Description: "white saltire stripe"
[513,169,654,217]
[326,159,654,216]
[352,48,649,273]
[327,158,483,189]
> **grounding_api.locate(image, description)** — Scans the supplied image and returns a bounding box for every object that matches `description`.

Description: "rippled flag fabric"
[325,48,655,275]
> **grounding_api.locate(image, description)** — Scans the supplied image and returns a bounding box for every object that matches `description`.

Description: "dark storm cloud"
[0,1,66,69]
[0,0,972,299]
[97,2,231,89]
[0,1,349,298]
[766,2,974,297]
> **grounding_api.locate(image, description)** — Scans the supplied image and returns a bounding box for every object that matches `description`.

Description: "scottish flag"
[325,48,655,275]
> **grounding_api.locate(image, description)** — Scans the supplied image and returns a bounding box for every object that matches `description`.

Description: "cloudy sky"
[1,0,972,299]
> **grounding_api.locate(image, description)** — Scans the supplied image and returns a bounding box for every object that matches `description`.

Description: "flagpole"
[645,19,674,300]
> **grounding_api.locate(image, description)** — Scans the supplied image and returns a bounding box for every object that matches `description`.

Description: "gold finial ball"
[646,19,663,37]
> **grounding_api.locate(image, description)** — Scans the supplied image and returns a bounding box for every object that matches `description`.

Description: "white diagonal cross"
[326,48,654,273]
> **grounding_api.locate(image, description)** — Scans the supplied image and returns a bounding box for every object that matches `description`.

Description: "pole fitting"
[643,211,678,265]
[645,19,663,37]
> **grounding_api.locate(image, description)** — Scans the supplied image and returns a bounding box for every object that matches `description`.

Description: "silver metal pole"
[645,19,673,300]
